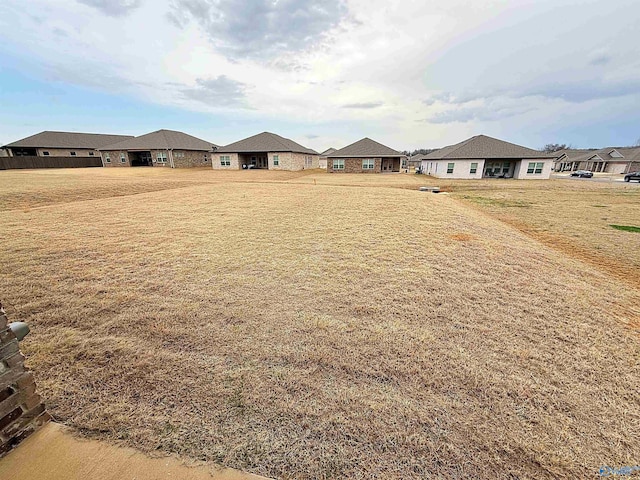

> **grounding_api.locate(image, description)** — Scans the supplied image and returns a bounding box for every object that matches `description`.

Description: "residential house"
[319,148,337,169]
[327,138,403,173]
[98,129,217,168]
[554,147,640,174]
[2,131,133,158]
[421,135,556,179]
[213,132,319,170]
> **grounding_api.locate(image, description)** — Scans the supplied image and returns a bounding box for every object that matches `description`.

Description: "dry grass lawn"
[0,168,638,479]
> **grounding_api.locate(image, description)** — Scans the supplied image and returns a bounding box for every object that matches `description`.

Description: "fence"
[0,156,102,170]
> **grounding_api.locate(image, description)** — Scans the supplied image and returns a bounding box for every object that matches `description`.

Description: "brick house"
[213,132,319,171]
[98,129,217,168]
[319,148,336,169]
[327,138,403,173]
[554,147,640,174]
[2,131,133,158]
[421,135,557,179]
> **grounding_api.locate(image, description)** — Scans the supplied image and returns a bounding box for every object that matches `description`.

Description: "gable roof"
[216,132,317,154]
[320,148,337,156]
[4,131,134,149]
[556,146,640,163]
[424,135,556,160]
[99,129,216,151]
[327,138,401,158]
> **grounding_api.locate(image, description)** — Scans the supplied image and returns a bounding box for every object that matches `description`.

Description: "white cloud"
[1,0,640,149]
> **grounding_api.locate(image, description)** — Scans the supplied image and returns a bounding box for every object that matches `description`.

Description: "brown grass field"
[0,168,639,479]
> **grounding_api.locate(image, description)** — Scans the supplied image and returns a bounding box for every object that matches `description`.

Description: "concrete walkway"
[0,422,269,480]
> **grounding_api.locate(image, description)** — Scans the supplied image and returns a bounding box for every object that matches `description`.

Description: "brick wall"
[101,150,130,167]
[327,157,382,173]
[0,307,50,456]
[171,150,211,168]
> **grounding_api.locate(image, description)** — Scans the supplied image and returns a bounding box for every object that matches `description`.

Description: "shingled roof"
[423,135,556,160]
[99,129,216,151]
[216,132,317,154]
[556,147,640,163]
[327,138,401,158]
[320,148,337,156]
[3,131,134,149]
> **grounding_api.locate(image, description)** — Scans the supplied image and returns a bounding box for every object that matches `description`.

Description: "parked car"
[570,170,593,178]
[623,171,640,182]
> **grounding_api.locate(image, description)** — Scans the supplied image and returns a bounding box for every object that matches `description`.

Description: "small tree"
[542,143,568,153]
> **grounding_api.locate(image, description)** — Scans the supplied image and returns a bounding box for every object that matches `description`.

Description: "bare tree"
[541,143,568,153]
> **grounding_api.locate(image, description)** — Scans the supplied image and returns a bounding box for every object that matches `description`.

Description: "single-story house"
[319,148,337,169]
[421,135,556,179]
[327,138,403,173]
[2,131,133,158]
[213,132,319,170]
[554,147,640,174]
[98,129,217,168]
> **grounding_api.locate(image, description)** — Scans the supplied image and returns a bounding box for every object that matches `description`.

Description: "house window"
[447,162,454,174]
[157,152,167,164]
[470,162,478,174]
[502,161,511,174]
[42,151,50,156]
[273,155,279,166]
[333,159,345,170]
[70,151,76,156]
[120,153,126,163]
[304,156,313,168]
[362,159,375,170]
[203,154,208,162]
[220,155,231,166]
[89,151,94,156]
[527,162,544,174]
[105,154,111,163]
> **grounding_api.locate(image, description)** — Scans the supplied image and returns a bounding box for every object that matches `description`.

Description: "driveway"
[552,173,640,184]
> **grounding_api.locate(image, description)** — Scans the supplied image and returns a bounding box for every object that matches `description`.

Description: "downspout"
[168,148,175,169]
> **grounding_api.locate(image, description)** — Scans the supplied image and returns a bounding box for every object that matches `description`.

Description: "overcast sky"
[1,0,639,151]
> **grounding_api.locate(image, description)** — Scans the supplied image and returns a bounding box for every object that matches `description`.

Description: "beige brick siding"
[212,153,240,170]
[270,152,318,171]
[212,152,318,171]
[36,148,98,158]
[101,150,130,167]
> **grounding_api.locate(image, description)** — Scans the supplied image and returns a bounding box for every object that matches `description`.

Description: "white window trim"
[333,159,345,170]
[120,153,126,163]
[447,162,454,174]
[105,154,111,163]
[362,158,375,170]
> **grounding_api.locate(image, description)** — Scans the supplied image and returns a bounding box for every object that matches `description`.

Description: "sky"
[1,0,639,152]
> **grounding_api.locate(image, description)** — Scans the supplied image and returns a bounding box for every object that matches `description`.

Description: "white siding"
[421,159,485,179]
[513,159,553,179]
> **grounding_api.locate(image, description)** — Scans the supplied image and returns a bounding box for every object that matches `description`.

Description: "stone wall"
[0,306,50,456]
